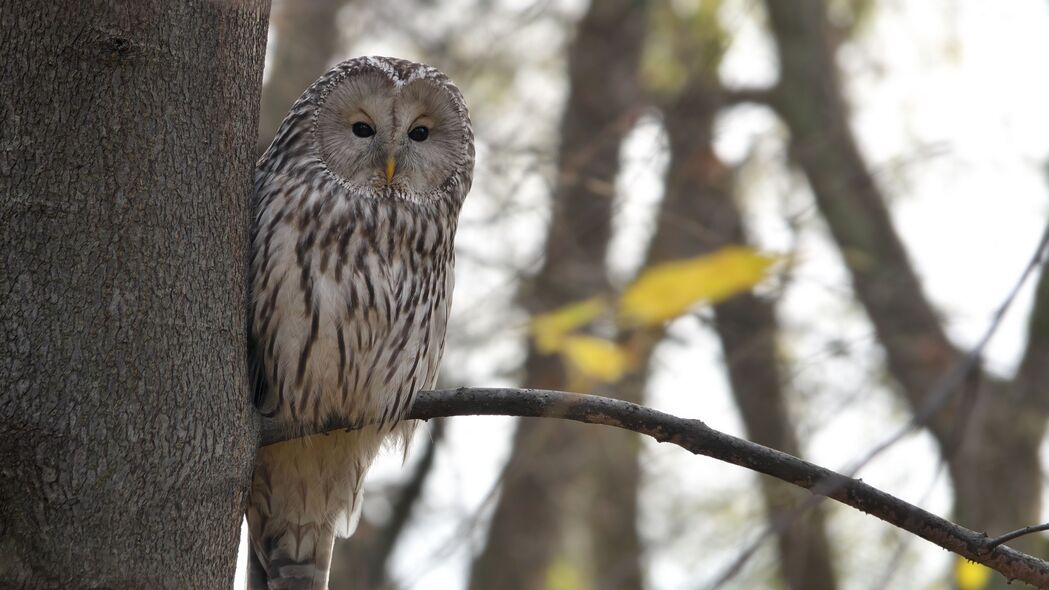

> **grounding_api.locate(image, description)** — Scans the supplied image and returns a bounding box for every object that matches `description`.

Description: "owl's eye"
[408,126,429,142]
[351,122,375,138]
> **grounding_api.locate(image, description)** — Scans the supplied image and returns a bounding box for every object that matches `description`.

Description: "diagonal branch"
[261,388,1049,588]
[1016,222,1049,413]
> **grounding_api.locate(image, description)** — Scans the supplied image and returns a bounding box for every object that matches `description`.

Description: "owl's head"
[300,56,473,204]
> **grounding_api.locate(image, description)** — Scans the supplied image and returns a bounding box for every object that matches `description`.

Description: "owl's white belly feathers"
[247,177,454,580]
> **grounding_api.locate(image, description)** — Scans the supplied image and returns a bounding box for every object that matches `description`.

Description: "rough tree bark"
[468,1,648,588]
[647,80,838,590]
[762,0,1048,581]
[0,1,269,587]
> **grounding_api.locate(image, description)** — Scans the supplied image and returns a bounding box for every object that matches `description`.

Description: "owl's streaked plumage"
[246,56,474,590]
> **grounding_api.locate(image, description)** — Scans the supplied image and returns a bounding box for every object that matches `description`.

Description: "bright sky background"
[237,1,1049,588]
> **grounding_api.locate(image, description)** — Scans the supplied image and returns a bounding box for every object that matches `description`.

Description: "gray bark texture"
[0,1,270,587]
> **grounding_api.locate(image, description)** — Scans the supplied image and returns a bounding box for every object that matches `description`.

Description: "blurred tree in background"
[255,0,1049,588]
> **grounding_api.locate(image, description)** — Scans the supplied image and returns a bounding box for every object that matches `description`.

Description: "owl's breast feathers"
[249,167,456,433]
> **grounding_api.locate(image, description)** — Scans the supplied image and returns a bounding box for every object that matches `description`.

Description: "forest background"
[244,1,1049,589]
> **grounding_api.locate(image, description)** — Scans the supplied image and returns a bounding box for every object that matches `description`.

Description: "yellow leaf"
[620,246,777,326]
[545,556,584,590]
[560,335,632,383]
[955,560,991,590]
[531,297,608,353]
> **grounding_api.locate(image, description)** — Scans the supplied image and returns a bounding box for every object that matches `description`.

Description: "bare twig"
[720,86,776,107]
[988,524,1049,551]
[260,387,1049,588]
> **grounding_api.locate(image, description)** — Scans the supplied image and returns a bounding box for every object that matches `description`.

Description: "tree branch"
[720,86,776,107]
[1015,222,1049,413]
[260,387,1049,588]
[990,523,1049,551]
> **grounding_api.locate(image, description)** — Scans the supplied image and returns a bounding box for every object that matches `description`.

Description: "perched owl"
[246,56,474,590]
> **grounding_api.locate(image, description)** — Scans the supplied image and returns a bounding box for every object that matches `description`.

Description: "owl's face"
[313,61,470,201]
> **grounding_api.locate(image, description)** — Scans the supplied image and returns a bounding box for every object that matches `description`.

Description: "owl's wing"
[247,332,277,417]
[246,288,278,417]
[248,169,279,418]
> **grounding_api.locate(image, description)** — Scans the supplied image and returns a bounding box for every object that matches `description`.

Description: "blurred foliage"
[620,246,777,326]
[954,559,992,590]
[560,334,635,386]
[545,556,586,590]
[827,0,877,37]
[530,246,777,385]
[532,297,609,354]
[642,0,727,98]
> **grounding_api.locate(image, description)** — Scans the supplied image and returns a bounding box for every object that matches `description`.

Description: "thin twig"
[988,524,1049,550]
[261,387,1049,588]
[720,86,776,107]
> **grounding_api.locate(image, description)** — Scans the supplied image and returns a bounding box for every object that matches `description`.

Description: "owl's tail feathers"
[246,430,382,589]
[246,521,336,590]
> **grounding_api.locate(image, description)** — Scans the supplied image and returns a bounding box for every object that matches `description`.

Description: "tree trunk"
[468,1,647,588]
[645,80,838,590]
[0,1,269,587]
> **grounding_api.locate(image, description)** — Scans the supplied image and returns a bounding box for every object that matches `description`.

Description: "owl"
[245,56,474,590]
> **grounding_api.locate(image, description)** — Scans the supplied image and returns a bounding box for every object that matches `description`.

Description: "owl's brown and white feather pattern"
[246,57,473,590]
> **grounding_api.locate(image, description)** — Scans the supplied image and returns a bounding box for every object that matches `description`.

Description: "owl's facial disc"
[316,70,466,200]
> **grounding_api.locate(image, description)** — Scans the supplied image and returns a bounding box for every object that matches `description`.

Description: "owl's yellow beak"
[385,157,397,183]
